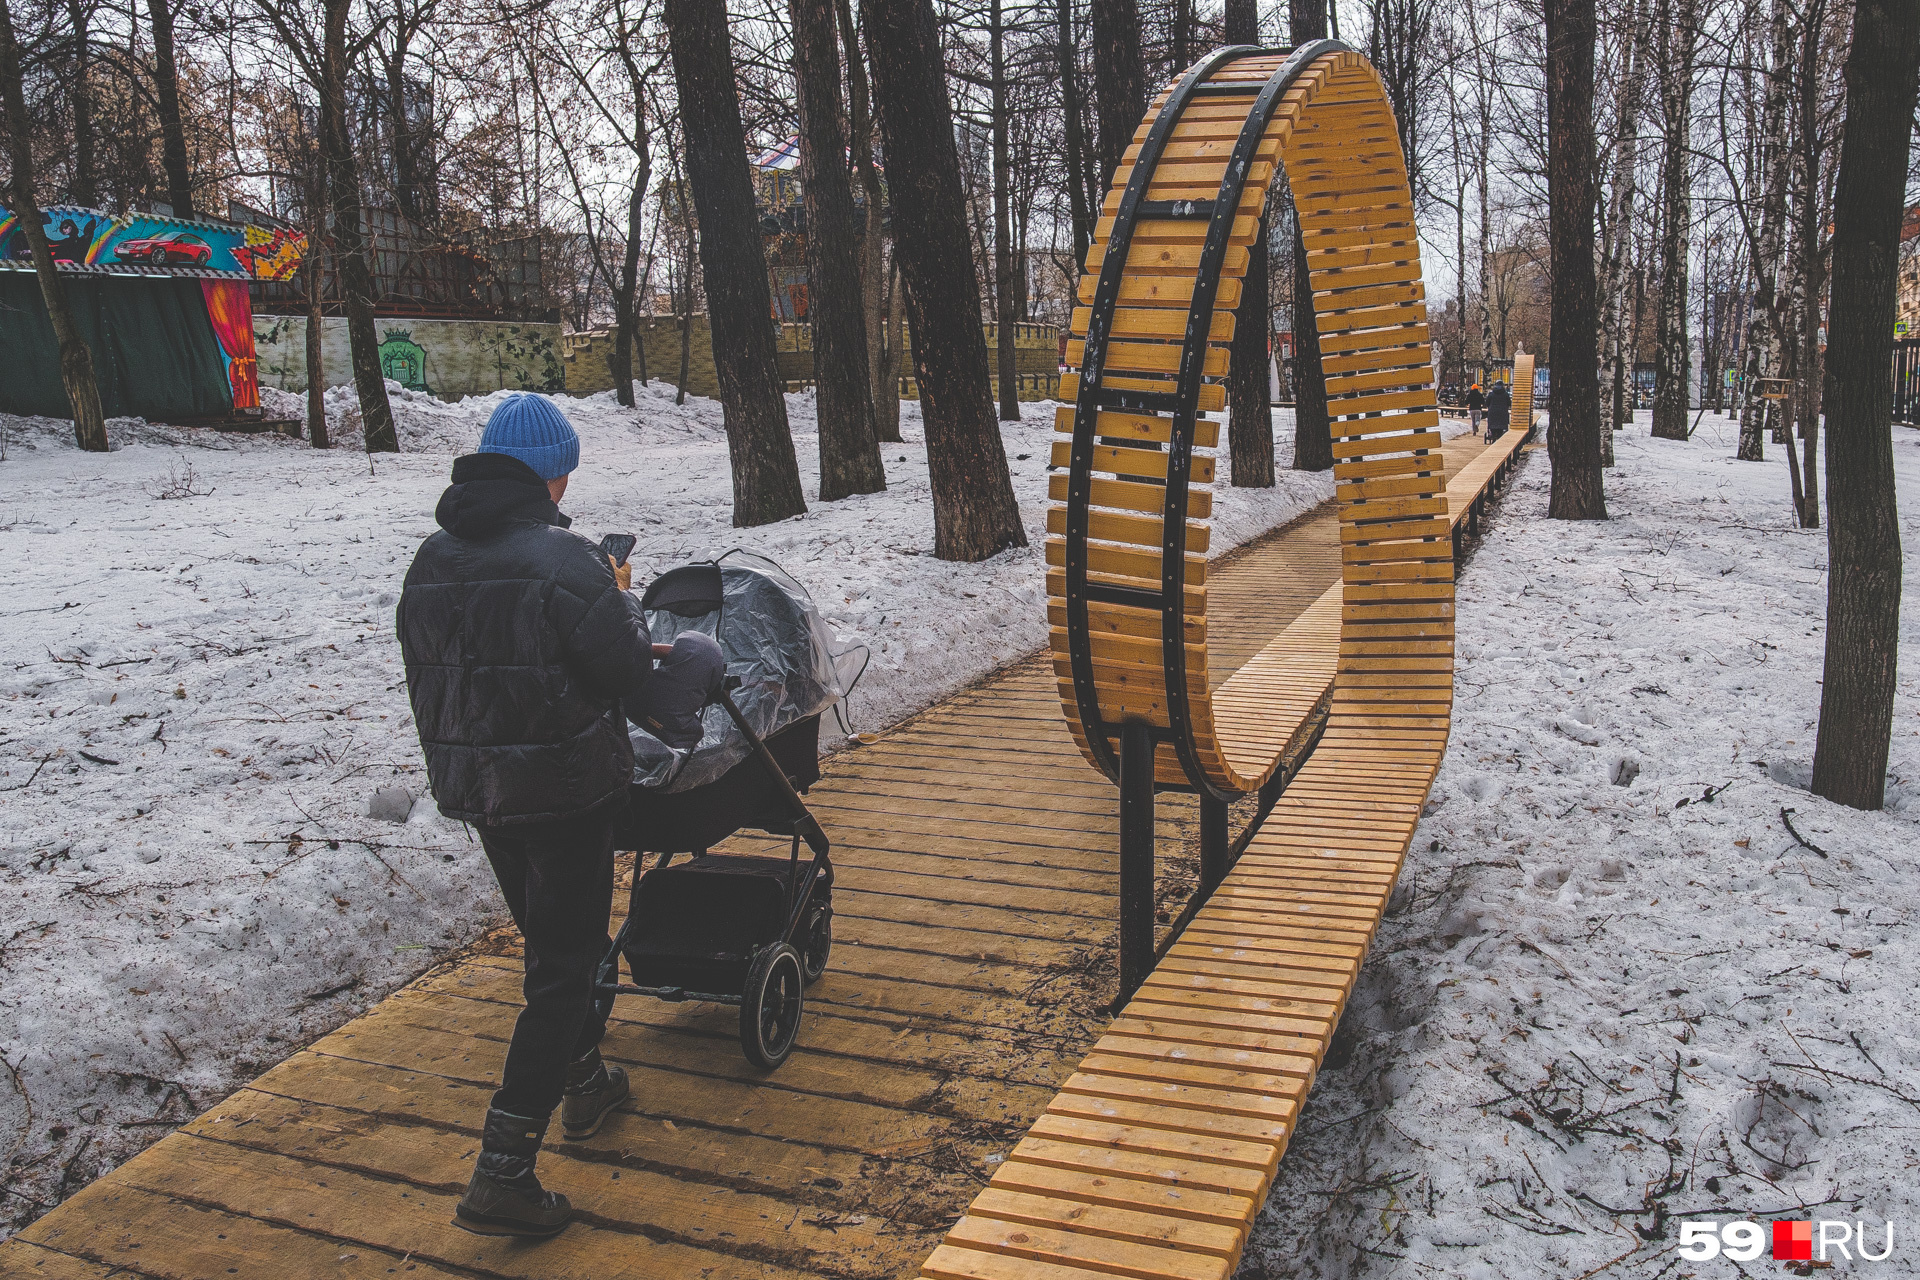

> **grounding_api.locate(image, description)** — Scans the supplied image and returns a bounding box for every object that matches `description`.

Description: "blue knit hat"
[478,394,580,480]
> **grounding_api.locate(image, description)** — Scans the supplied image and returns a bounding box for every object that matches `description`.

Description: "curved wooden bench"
[914,45,1475,1280]
[1046,40,1450,994]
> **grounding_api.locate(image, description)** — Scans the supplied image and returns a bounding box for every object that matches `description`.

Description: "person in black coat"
[397,393,722,1237]
[1485,380,1512,441]
[1464,383,1485,436]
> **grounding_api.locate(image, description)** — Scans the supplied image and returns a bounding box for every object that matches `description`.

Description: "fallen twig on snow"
[1779,807,1828,858]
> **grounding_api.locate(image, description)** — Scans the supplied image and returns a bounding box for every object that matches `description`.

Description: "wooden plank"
[1049,473,1214,520]
[1054,406,1223,449]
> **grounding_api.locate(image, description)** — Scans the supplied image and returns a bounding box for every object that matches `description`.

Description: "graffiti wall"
[253,316,564,399]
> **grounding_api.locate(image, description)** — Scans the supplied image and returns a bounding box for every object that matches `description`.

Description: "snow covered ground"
[1244,415,1920,1279]
[0,382,1343,1231]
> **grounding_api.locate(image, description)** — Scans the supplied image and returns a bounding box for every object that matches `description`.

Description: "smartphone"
[599,533,637,567]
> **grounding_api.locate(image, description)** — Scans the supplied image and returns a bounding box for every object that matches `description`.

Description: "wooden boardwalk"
[0,431,1515,1280]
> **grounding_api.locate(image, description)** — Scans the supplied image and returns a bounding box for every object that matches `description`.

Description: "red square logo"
[1773,1220,1813,1261]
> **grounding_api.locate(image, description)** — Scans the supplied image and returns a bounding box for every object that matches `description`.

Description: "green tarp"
[0,270,232,420]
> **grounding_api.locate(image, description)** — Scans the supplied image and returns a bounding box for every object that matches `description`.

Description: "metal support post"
[1117,722,1156,1004]
[1199,794,1229,894]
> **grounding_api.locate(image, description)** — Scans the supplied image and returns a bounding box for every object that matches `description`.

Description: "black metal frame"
[1061,42,1354,1002]
[593,683,832,1009]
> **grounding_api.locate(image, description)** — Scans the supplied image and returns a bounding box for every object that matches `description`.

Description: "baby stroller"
[594,552,867,1070]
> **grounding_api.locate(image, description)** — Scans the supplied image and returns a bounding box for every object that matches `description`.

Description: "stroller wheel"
[801,905,832,985]
[739,943,805,1069]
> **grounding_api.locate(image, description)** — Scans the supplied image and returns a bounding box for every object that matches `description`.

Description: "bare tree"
[0,0,106,451]
[1091,0,1144,188]
[835,0,902,441]
[1597,0,1647,454]
[791,0,885,497]
[1224,0,1273,487]
[1544,0,1605,518]
[864,0,1027,560]
[1810,0,1917,810]
[145,0,192,216]
[1290,0,1331,472]
[1649,0,1699,440]
[665,0,808,525]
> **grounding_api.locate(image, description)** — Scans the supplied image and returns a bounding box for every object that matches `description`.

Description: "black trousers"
[477,806,619,1120]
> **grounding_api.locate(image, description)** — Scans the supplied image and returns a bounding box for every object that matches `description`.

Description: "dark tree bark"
[864,0,1027,561]
[1810,0,1917,811]
[835,0,901,441]
[1057,0,1094,264]
[791,0,886,498]
[1224,0,1274,486]
[144,0,192,218]
[1,0,105,451]
[376,0,435,226]
[66,0,94,205]
[990,0,1020,422]
[1649,0,1697,440]
[303,153,330,448]
[1544,0,1607,518]
[666,0,808,525]
[611,27,652,404]
[1289,0,1332,472]
[322,0,398,452]
[1091,0,1145,188]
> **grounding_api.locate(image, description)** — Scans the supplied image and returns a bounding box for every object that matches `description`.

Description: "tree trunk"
[1224,0,1273,487]
[665,0,808,525]
[66,0,95,205]
[1289,0,1332,472]
[1598,0,1644,451]
[1,0,106,451]
[1545,0,1606,518]
[791,0,885,498]
[1057,0,1094,265]
[612,163,646,406]
[305,232,329,448]
[1649,0,1697,440]
[1735,2,1789,462]
[144,0,192,218]
[835,0,900,442]
[1090,0,1145,188]
[321,0,397,453]
[1787,9,1829,528]
[1811,0,1917,811]
[864,0,1026,561]
[990,0,1020,422]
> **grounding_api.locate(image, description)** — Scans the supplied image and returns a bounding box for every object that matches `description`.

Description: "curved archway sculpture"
[1048,43,1453,993]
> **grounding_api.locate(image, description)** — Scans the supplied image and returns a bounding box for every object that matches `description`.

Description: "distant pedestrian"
[1485,380,1512,441]
[1465,383,1484,435]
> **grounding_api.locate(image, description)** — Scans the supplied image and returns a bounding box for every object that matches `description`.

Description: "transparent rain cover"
[629,551,868,793]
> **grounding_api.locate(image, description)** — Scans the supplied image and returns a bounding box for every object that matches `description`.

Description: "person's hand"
[610,556,632,591]
[652,643,674,658]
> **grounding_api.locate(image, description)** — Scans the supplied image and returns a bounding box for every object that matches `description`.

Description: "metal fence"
[1894,338,1920,426]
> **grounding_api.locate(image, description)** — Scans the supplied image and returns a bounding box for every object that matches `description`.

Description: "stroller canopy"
[631,551,867,793]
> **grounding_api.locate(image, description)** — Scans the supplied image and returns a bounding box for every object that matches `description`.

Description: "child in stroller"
[597,552,867,1069]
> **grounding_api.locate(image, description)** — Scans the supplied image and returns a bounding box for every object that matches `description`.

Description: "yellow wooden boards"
[1050,47,1445,800]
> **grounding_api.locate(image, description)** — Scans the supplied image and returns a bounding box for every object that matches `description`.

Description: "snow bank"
[1245,416,1920,1278]
[0,382,1336,1230]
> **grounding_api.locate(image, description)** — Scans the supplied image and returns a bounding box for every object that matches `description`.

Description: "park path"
[0,432,1492,1280]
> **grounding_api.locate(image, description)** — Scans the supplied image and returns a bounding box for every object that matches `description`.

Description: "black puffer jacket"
[397,453,654,826]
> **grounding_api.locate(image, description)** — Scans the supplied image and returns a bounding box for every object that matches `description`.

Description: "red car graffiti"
[113,231,211,266]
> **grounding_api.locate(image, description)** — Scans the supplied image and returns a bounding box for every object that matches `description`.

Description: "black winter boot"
[561,1047,629,1141]
[453,1109,572,1237]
